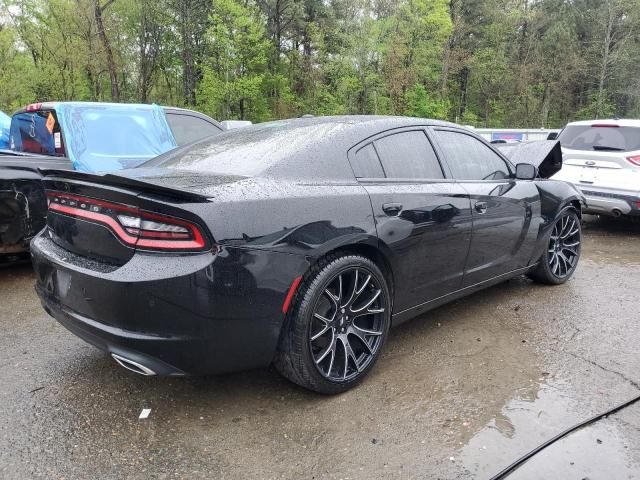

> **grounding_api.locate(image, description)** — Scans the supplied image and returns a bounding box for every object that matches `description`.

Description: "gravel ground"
[0,216,639,479]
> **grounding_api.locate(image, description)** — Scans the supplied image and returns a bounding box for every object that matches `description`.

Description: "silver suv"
[552,119,640,218]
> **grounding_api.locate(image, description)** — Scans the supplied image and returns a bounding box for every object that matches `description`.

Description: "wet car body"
[31,116,584,379]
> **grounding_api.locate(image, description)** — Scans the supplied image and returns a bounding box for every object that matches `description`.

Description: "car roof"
[565,119,640,128]
[143,115,472,181]
[12,101,204,115]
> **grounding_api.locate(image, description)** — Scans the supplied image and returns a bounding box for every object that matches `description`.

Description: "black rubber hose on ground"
[488,391,640,480]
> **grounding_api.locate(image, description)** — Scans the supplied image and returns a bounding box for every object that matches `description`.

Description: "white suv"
[552,119,640,219]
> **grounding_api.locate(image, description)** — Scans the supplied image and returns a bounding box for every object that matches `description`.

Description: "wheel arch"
[305,240,396,313]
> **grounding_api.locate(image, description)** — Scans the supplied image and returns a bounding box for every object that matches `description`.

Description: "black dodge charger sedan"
[32,116,584,393]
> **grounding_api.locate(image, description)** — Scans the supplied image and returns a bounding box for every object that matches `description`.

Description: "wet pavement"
[0,216,639,479]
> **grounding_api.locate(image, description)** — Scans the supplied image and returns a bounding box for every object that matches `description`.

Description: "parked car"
[1,102,224,261]
[551,119,640,218]
[32,116,584,393]
[8,102,223,171]
[0,111,10,149]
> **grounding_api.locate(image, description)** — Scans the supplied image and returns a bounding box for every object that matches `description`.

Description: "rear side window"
[558,125,640,152]
[350,143,385,178]
[9,110,66,156]
[435,130,510,180]
[374,130,444,179]
[166,113,222,145]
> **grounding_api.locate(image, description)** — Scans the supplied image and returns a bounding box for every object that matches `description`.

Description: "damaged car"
[1,102,224,263]
[32,116,585,393]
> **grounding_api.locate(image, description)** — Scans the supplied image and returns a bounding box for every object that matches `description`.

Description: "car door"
[431,128,539,286]
[349,128,473,313]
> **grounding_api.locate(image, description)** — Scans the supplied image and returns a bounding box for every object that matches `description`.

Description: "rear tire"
[527,208,581,285]
[274,254,391,394]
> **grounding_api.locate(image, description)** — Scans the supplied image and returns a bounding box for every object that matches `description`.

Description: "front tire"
[274,254,391,394]
[527,208,582,285]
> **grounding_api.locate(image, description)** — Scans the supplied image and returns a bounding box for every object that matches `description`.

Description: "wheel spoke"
[314,312,332,324]
[350,289,381,313]
[352,306,385,320]
[340,336,360,379]
[350,330,374,355]
[342,269,359,308]
[311,324,331,341]
[315,331,335,364]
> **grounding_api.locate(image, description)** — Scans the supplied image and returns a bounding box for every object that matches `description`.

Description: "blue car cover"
[0,111,11,149]
[56,103,177,172]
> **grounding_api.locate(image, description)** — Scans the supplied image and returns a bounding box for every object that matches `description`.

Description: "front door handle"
[382,203,403,216]
[474,201,488,214]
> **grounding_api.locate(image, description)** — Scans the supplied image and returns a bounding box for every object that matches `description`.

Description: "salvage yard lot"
[1,217,639,479]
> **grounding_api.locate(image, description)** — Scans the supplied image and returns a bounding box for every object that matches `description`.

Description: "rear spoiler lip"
[38,168,211,203]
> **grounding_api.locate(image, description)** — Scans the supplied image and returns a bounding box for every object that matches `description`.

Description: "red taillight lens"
[25,102,43,112]
[46,192,207,251]
[626,155,640,166]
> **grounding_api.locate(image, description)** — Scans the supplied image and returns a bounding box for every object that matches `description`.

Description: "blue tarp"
[56,103,177,172]
[0,111,11,149]
[9,102,177,172]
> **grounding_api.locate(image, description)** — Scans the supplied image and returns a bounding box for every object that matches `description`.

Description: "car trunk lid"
[41,169,216,266]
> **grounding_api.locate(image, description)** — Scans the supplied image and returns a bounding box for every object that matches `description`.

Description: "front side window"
[374,130,444,179]
[435,130,511,180]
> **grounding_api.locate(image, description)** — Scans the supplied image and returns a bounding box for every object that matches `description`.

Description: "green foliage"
[0,0,639,125]
[405,85,449,119]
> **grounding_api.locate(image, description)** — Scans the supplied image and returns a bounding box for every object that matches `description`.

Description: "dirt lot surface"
[1,216,639,479]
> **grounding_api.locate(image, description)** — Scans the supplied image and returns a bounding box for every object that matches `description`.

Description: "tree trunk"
[94,0,120,102]
[179,0,196,105]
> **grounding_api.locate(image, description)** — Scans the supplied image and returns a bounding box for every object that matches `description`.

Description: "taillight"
[626,155,640,166]
[591,123,619,128]
[46,192,207,251]
[25,102,43,112]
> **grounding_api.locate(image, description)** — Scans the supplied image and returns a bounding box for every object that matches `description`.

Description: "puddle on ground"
[459,378,640,478]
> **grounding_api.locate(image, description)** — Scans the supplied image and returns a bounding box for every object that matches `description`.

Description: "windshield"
[558,125,640,152]
[59,103,177,172]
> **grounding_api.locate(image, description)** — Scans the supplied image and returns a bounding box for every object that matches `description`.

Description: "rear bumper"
[575,186,640,217]
[32,232,310,376]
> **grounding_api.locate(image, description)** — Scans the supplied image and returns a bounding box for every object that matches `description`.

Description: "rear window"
[146,121,345,176]
[558,125,640,152]
[10,110,66,156]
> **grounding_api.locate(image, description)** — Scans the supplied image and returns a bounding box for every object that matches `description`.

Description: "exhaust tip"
[112,353,157,376]
[611,209,623,217]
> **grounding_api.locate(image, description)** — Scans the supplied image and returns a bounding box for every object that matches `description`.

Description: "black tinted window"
[374,131,443,179]
[166,113,222,145]
[350,143,385,178]
[558,125,640,152]
[435,130,510,180]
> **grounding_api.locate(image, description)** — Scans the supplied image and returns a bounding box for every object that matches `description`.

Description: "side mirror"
[546,132,558,140]
[515,163,537,180]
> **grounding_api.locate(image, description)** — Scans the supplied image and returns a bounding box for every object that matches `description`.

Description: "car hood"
[496,140,562,178]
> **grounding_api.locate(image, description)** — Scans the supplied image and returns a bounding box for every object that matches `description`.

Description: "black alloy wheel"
[275,254,391,394]
[527,208,582,285]
[309,266,386,382]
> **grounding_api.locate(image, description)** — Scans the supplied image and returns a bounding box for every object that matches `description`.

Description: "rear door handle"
[382,203,403,216]
[474,201,488,214]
